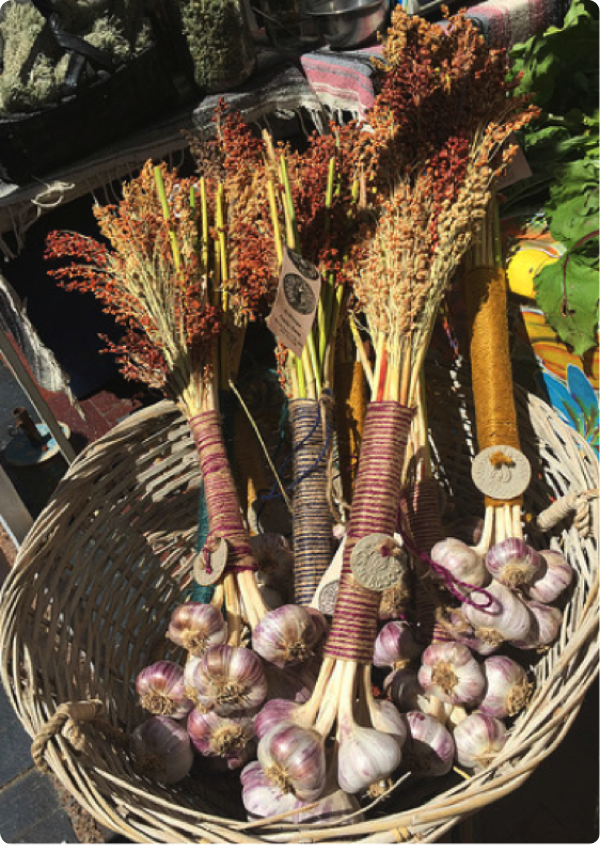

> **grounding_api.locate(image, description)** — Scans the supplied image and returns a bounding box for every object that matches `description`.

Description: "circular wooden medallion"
[471,445,531,500]
[192,536,228,586]
[350,533,407,593]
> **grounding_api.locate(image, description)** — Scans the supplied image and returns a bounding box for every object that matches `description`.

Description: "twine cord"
[290,394,335,605]
[190,411,257,573]
[325,402,412,662]
[397,522,494,610]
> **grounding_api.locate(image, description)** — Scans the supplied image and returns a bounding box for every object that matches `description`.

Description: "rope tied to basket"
[536,488,598,538]
[31,699,125,774]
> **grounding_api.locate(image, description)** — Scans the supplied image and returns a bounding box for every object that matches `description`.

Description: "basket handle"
[536,488,598,539]
[31,699,110,773]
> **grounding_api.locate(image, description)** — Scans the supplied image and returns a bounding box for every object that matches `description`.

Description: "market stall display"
[0,2,597,843]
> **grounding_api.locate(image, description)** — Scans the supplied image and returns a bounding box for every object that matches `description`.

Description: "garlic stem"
[314,661,345,737]
[296,657,335,728]
[473,506,494,556]
[336,660,359,741]
[224,572,242,647]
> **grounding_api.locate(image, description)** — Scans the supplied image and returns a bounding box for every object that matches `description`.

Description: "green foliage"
[507,0,599,355]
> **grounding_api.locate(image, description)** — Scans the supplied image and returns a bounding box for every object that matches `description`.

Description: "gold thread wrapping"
[465,266,522,507]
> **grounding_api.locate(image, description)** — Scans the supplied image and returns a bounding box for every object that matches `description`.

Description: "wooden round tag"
[350,533,408,593]
[193,536,228,586]
[471,445,531,500]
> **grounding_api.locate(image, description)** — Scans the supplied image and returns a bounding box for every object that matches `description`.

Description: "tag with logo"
[267,246,321,357]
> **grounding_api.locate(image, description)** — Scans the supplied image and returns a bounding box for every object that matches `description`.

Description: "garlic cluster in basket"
[368,534,573,776]
[130,599,329,791]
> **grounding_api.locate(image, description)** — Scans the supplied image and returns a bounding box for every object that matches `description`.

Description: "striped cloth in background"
[301,0,568,122]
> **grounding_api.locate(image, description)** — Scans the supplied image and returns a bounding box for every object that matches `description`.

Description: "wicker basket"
[0,363,597,843]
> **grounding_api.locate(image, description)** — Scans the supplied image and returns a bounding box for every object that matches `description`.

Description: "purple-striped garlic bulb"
[373,619,423,670]
[405,711,455,777]
[485,538,543,590]
[185,644,267,715]
[252,604,326,668]
[527,549,573,604]
[417,642,486,708]
[478,655,533,718]
[135,660,194,719]
[257,722,327,801]
[510,601,563,649]
[187,708,255,766]
[166,602,227,656]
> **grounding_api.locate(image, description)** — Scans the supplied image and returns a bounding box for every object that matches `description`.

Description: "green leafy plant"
[504,0,599,356]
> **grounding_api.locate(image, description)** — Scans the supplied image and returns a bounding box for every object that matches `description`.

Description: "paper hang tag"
[266,246,321,358]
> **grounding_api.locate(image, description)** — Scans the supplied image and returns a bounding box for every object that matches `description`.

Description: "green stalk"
[154,165,182,272]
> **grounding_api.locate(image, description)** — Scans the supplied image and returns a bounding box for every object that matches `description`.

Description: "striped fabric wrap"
[189,410,257,573]
[405,478,445,555]
[463,0,568,47]
[324,401,412,663]
[289,396,335,606]
[300,0,566,124]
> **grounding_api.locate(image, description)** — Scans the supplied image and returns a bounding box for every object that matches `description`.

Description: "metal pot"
[305,0,390,49]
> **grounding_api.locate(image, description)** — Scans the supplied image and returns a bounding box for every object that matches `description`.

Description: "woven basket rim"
[0,383,597,843]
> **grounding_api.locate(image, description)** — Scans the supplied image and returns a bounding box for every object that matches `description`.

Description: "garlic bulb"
[405,711,455,777]
[386,666,424,712]
[373,620,423,669]
[135,661,194,719]
[254,698,300,740]
[431,538,488,592]
[462,580,533,646]
[368,698,408,747]
[417,642,486,707]
[241,761,362,825]
[166,602,228,656]
[241,760,301,819]
[130,715,194,784]
[337,722,403,795]
[257,723,327,801]
[252,604,325,668]
[485,538,542,590]
[263,662,314,704]
[453,712,507,770]
[186,644,267,715]
[442,609,500,656]
[187,707,255,765]
[528,550,573,604]
[479,655,533,718]
[511,601,563,649]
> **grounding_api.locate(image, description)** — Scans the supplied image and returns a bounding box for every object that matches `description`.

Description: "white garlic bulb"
[453,712,507,770]
[431,538,489,593]
[462,580,533,646]
[186,644,267,715]
[373,620,423,669]
[511,601,563,649]
[417,642,486,707]
[254,698,300,740]
[337,723,403,795]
